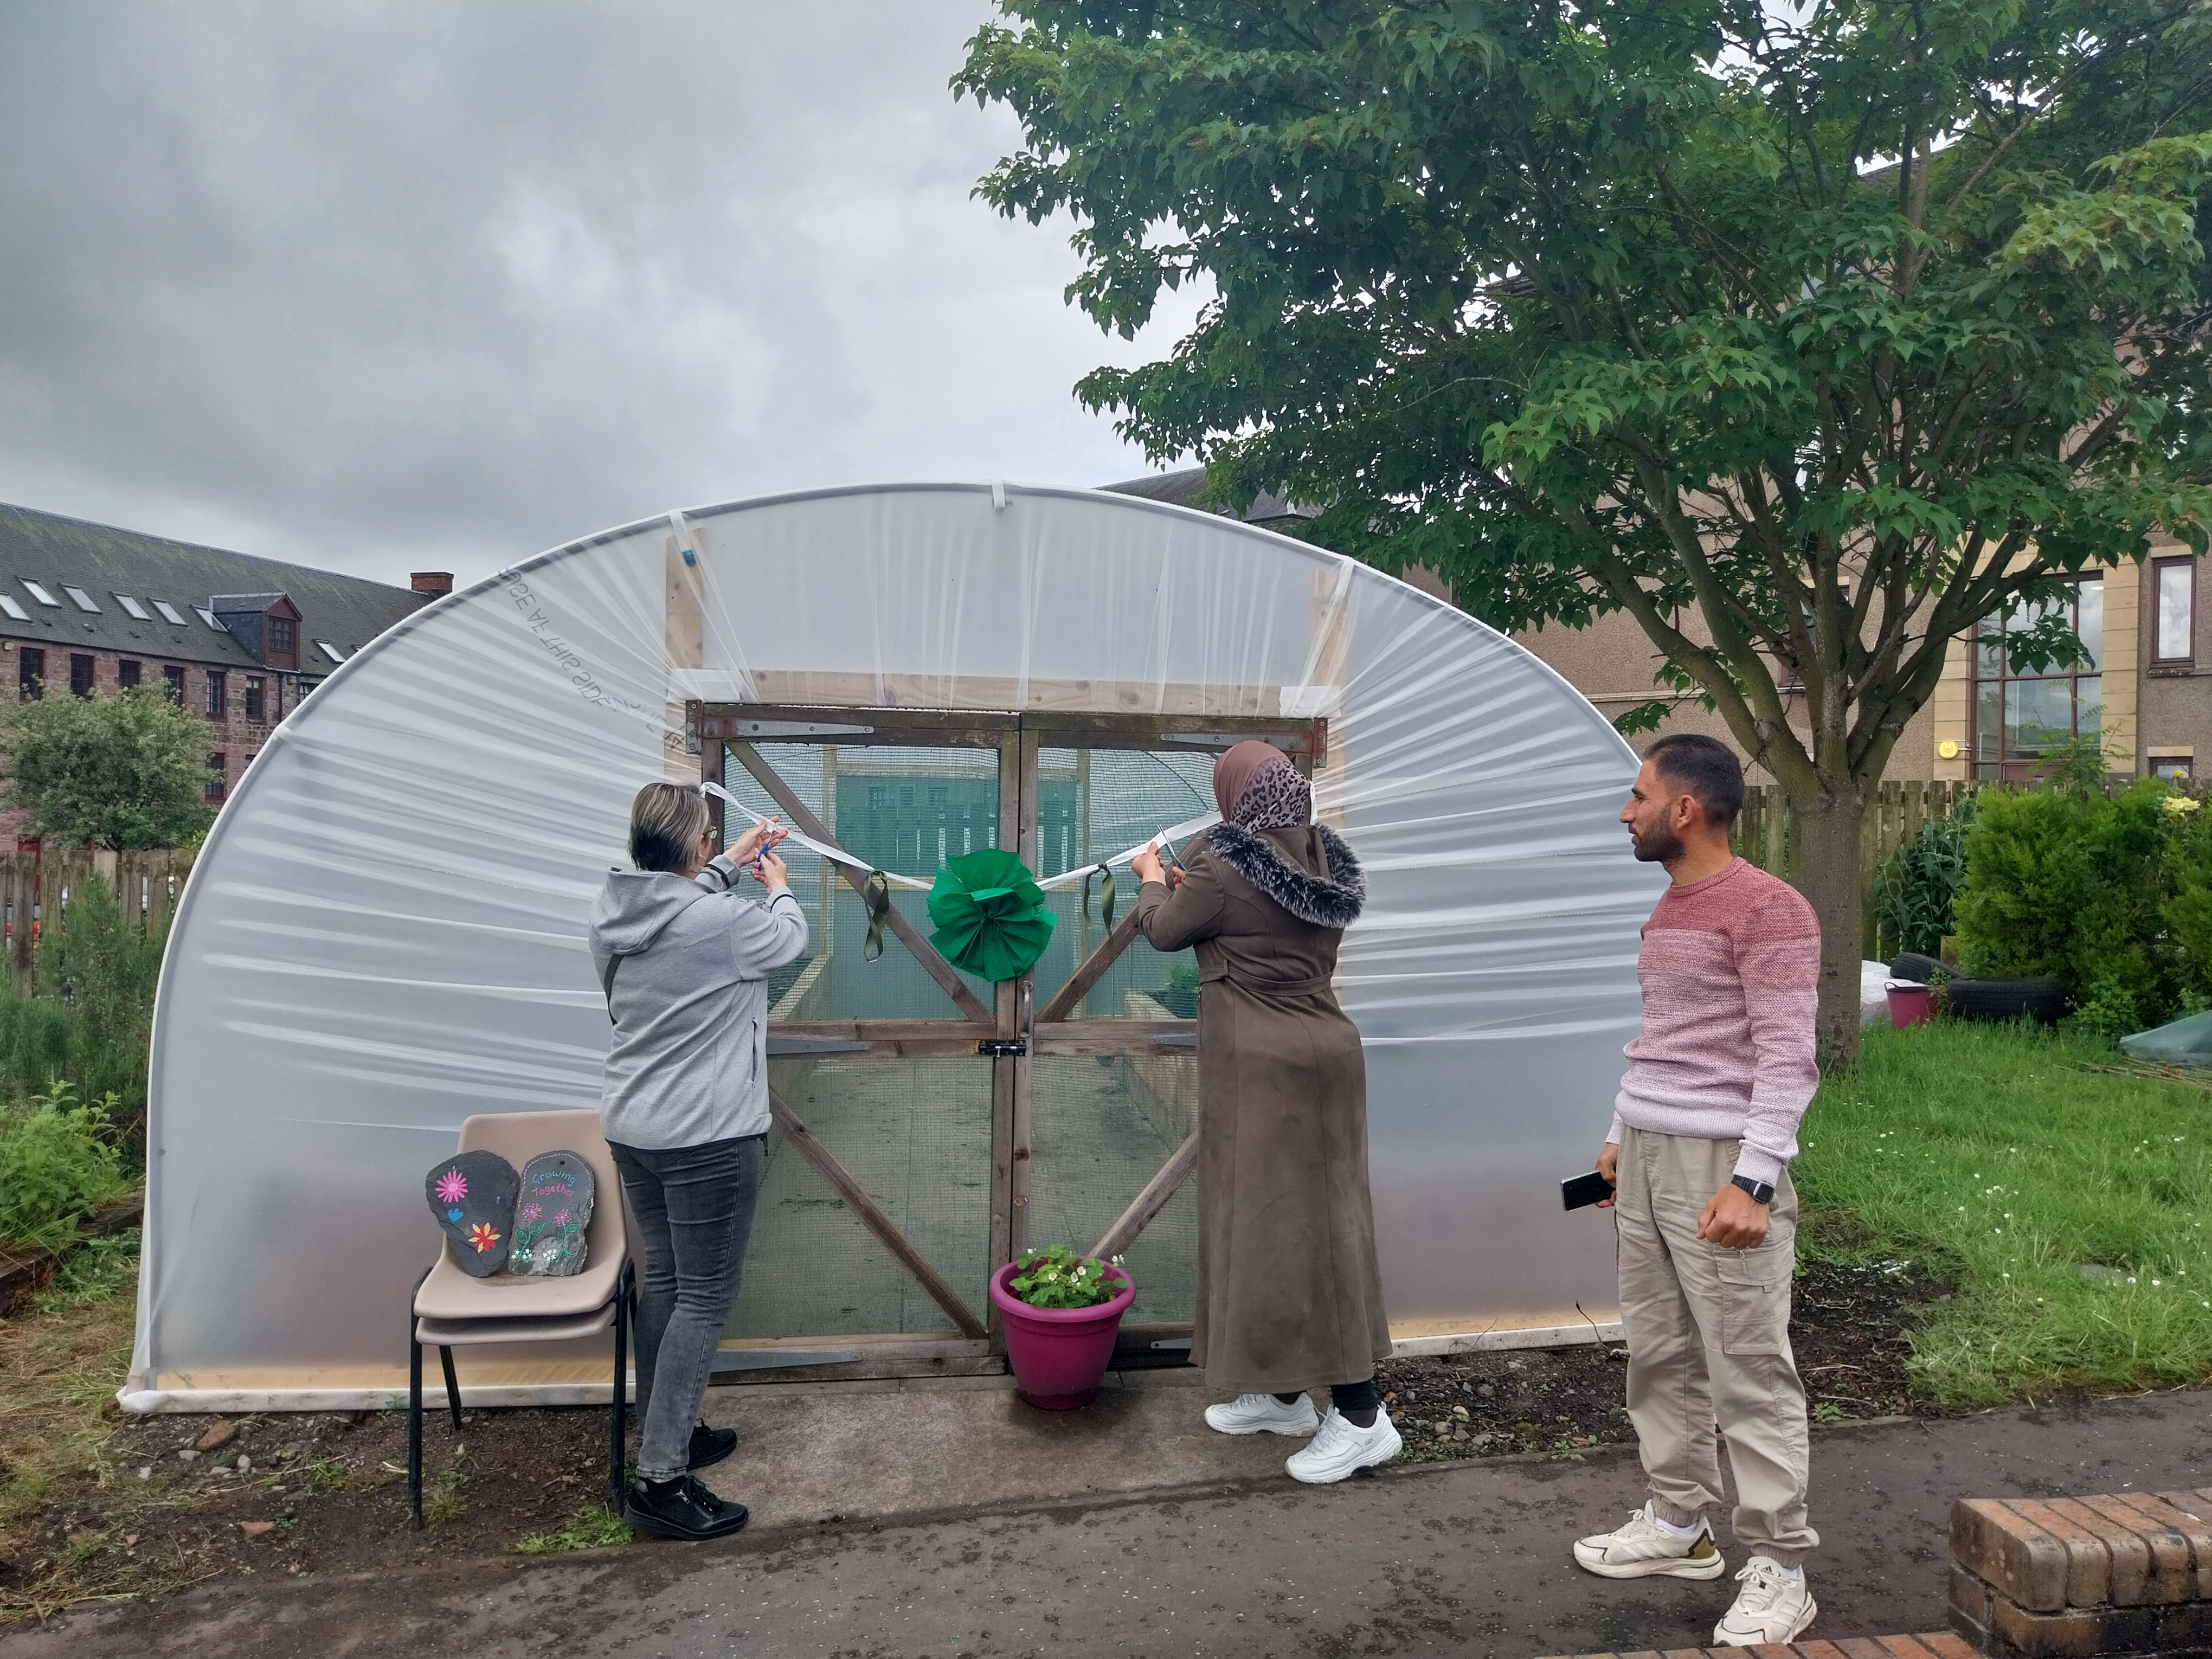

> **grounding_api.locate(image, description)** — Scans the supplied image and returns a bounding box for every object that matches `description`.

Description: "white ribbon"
[704,780,1216,897]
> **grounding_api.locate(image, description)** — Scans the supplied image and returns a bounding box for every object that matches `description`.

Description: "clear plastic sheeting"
[127,483,1660,1410]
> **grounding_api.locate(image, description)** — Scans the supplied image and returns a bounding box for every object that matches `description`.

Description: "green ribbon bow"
[926,848,1057,982]
[859,870,891,961]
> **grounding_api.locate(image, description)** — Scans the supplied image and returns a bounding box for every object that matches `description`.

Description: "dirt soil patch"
[1,1251,1952,1625]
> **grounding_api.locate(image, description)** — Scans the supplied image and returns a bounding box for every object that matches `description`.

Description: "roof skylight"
[61,584,100,614]
[21,579,60,607]
[195,607,223,629]
[151,599,187,625]
[317,640,348,663]
[0,595,28,622]
[115,595,151,620]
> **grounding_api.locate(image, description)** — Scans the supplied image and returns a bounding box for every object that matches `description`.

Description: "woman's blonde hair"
[628,781,712,873]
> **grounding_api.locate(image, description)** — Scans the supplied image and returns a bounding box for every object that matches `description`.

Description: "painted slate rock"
[424,1150,520,1277]
[508,1151,594,1277]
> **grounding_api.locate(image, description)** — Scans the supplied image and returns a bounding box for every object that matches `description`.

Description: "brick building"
[1,503,448,839]
[1109,471,2211,784]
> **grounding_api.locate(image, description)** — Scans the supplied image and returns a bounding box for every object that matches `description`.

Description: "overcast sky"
[0,1,1203,587]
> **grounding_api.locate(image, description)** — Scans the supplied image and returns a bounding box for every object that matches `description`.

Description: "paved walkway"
[7,1385,2206,1659]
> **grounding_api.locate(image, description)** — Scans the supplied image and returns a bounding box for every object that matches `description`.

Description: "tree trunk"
[1785,783,1867,1069]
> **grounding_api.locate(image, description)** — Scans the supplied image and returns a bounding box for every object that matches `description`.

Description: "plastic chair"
[408,1109,632,1528]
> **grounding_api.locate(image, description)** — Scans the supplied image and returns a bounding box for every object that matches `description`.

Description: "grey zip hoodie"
[589,855,808,1150]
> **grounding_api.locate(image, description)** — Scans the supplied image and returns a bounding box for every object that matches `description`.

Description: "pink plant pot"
[1886,983,1933,1029]
[988,1260,1136,1410]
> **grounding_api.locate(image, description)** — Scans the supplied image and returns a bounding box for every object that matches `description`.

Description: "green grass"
[1798,1019,2212,1406]
[516,1503,630,1554]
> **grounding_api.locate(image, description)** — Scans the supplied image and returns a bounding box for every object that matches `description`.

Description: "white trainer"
[1284,1406,1401,1484]
[1204,1392,1321,1436]
[1572,1504,1728,1580]
[1713,1556,1817,1645]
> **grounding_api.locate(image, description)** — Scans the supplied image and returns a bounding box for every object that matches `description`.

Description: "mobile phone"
[1561,1169,1615,1212]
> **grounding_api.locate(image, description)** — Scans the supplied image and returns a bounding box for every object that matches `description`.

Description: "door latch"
[978,1038,1027,1058]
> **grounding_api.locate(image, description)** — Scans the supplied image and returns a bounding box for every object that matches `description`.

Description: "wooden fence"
[0,848,196,996]
[1730,780,1978,957]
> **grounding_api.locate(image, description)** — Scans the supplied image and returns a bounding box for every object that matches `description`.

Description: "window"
[151,599,186,626]
[205,670,227,718]
[244,676,265,723]
[117,659,142,690]
[2152,756,2194,783]
[60,585,99,614]
[17,648,44,701]
[205,753,226,802]
[267,616,295,654]
[1971,577,2104,782]
[115,594,151,621]
[195,606,223,630]
[0,595,27,622]
[2153,557,2196,667]
[68,654,94,697]
[20,580,59,608]
[316,640,346,663]
[163,665,187,705]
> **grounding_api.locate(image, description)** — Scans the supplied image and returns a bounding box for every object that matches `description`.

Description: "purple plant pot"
[1887,983,1934,1029]
[989,1260,1136,1410]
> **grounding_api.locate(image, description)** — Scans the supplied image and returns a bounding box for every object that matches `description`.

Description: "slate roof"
[1102,467,1314,530]
[0,503,428,672]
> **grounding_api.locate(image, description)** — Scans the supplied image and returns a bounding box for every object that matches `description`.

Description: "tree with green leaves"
[957,0,2212,1057]
[3,686,215,850]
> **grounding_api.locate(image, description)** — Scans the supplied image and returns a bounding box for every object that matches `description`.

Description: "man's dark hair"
[1644,734,1745,828]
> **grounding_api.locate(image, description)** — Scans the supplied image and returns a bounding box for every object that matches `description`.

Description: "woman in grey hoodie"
[591,781,807,1540]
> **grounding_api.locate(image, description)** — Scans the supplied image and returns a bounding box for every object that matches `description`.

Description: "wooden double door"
[689,705,1322,1376]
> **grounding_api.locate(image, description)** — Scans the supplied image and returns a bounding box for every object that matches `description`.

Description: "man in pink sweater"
[1573,734,1822,1647]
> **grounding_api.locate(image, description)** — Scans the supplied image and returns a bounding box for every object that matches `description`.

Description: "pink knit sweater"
[1606,858,1822,1186]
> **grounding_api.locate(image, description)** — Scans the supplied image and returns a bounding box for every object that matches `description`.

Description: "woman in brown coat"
[1129,740,1398,1484]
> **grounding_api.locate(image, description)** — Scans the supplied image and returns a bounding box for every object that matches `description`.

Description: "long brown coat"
[1134,827,1392,1394]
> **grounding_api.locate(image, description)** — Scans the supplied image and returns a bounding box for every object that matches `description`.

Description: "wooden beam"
[728,740,997,1026]
[1036,908,1142,1024]
[768,1088,988,1340]
[1031,1021,1198,1057]
[1089,1131,1200,1262]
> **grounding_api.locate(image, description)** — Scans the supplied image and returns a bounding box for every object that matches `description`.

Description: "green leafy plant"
[1,686,215,851]
[1007,1244,1123,1310]
[31,1228,139,1314]
[516,1502,631,1554]
[0,1079,126,1253]
[956,2,2212,1060]
[1873,803,1975,960]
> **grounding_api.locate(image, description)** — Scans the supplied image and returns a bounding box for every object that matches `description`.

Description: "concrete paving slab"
[690,1367,1291,1530]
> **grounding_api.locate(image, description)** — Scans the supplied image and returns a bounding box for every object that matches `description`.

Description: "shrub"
[0,687,214,850]
[2163,796,2212,1007]
[0,1079,127,1253]
[1873,803,1973,958]
[1955,778,2185,1030]
[0,873,167,1140]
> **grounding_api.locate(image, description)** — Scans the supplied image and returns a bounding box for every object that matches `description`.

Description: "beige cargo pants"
[1615,1126,1818,1565]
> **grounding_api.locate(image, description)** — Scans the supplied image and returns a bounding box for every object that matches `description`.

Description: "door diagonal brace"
[1035,908,1143,1024]
[768,1087,988,1340]
[728,741,996,1027]
[1088,1130,1200,1263]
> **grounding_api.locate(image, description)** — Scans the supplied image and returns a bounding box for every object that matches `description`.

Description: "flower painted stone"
[423,1150,520,1277]
[507,1151,594,1278]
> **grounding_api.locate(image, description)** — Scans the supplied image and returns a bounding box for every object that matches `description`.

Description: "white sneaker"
[1284,1407,1401,1484]
[1572,1504,1727,1580]
[1204,1392,1321,1437]
[1713,1556,1817,1645]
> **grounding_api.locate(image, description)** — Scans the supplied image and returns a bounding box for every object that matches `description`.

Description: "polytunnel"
[124,481,1662,1411]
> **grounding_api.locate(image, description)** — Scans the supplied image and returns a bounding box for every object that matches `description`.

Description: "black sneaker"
[689,1422,737,1471]
[623,1475,749,1541]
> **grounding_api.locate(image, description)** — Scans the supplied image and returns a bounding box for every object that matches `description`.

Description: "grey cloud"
[0,0,1197,584]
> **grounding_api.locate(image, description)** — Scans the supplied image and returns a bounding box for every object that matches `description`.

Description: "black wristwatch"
[1730,1174,1775,1205]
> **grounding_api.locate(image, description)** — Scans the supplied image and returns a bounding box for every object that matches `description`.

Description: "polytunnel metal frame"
[124,481,1651,1413]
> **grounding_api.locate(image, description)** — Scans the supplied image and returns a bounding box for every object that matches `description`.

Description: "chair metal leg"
[610,1259,631,1514]
[438,1345,462,1432]
[408,1327,424,1530]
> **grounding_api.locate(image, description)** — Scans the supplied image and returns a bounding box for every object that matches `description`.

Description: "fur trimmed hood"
[1206,822,1366,930]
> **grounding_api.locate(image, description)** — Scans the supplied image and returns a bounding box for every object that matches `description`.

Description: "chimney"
[410,571,454,596]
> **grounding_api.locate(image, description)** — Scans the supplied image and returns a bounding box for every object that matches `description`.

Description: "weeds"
[0,1079,127,1254]
[516,1502,631,1554]
[420,1444,472,1529]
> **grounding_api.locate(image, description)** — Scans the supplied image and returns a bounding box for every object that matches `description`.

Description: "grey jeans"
[609,1134,763,1482]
